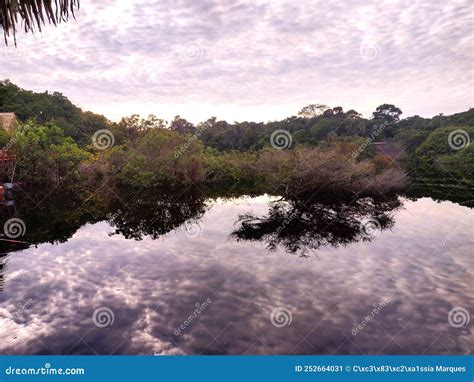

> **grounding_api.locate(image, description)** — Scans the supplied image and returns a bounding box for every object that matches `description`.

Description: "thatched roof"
[0,0,80,44]
[0,112,18,132]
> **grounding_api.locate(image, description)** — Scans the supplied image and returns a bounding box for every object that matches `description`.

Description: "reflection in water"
[404,183,474,208]
[231,196,401,254]
[106,189,208,240]
[0,186,472,355]
[0,188,102,253]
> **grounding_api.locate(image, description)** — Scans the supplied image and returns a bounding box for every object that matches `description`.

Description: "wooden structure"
[0,113,18,181]
[0,113,18,133]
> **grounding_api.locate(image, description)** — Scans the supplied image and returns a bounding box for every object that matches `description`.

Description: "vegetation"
[0,80,472,199]
[407,126,474,186]
[0,80,110,144]
[395,110,474,186]
[0,80,472,256]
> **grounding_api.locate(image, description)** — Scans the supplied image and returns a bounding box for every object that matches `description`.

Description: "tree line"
[0,80,472,194]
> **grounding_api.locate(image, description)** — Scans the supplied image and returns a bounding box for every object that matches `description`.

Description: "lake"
[0,191,472,355]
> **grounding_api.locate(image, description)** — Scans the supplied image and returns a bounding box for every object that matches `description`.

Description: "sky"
[1,0,473,123]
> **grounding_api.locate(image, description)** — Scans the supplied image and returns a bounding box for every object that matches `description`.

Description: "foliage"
[1,81,472,196]
[104,127,206,188]
[408,126,474,186]
[11,120,90,185]
[0,80,109,144]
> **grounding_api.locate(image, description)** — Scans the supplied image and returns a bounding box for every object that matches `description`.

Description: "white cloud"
[1,0,472,122]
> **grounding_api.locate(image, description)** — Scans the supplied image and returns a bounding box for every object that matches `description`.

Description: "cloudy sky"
[1,0,473,123]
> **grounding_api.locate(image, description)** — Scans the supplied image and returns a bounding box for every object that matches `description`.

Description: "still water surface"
[0,196,472,354]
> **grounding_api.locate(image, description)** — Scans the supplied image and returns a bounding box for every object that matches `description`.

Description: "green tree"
[298,104,329,118]
[12,121,89,185]
[170,115,195,134]
[371,104,403,138]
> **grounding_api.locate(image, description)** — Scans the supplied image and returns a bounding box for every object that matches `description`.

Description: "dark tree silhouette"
[231,195,401,255]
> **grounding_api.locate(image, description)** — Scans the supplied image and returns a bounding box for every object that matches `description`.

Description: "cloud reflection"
[0,197,472,355]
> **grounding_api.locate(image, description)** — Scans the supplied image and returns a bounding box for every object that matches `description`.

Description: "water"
[0,193,472,355]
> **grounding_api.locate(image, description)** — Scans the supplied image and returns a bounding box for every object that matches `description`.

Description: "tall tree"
[169,115,195,134]
[298,104,329,118]
[372,104,403,125]
[371,104,403,138]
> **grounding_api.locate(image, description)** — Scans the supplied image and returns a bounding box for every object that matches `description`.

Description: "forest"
[0,79,472,199]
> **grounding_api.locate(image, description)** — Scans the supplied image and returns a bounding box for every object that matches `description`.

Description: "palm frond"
[0,0,80,45]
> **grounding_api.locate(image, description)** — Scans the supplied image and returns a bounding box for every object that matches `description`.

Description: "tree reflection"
[0,187,103,251]
[231,195,402,254]
[403,183,474,208]
[106,188,208,240]
[1,180,468,261]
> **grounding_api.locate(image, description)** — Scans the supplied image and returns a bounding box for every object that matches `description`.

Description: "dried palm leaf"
[0,0,80,45]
